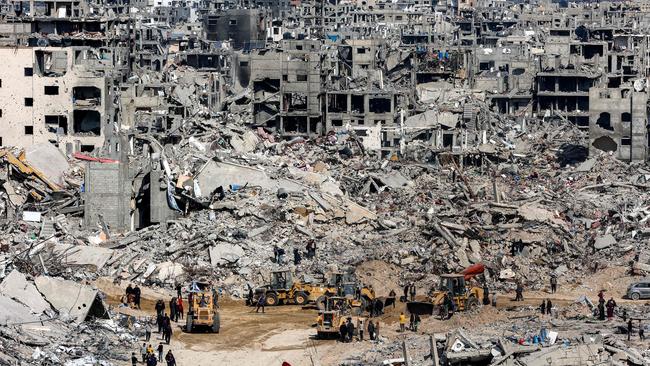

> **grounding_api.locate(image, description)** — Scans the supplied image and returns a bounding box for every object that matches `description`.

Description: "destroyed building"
[4,0,650,365]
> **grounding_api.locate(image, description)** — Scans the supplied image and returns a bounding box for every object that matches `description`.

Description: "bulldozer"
[254,270,333,306]
[185,281,220,333]
[315,273,378,315]
[315,296,349,339]
[407,264,485,316]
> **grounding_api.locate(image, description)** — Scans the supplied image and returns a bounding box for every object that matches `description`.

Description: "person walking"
[134,285,142,309]
[176,296,184,321]
[293,248,301,265]
[402,285,409,302]
[389,289,396,308]
[550,274,557,294]
[141,343,148,363]
[176,283,182,299]
[169,297,177,322]
[146,354,158,366]
[368,320,375,341]
[165,350,176,366]
[358,318,364,341]
[546,299,552,316]
[413,314,421,332]
[640,322,646,341]
[515,282,524,301]
[540,300,546,315]
[256,293,266,313]
[409,284,416,302]
[131,352,138,366]
[145,323,151,341]
[409,313,415,331]
[482,284,490,305]
[346,318,355,342]
[157,343,163,362]
[339,320,347,342]
[164,323,172,344]
[628,319,634,341]
[606,298,617,320]
[399,312,406,332]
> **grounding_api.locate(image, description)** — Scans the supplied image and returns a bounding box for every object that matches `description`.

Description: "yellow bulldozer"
[254,270,334,306]
[407,264,485,317]
[315,296,349,339]
[185,281,220,333]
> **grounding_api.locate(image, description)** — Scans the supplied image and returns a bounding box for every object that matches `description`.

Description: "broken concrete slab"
[24,143,70,186]
[0,270,51,315]
[195,161,303,195]
[594,234,617,250]
[50,244,114,271]
[0,294,40,325]
[149,261,184,282]
[209,243,245,266]
[34,276,107,324]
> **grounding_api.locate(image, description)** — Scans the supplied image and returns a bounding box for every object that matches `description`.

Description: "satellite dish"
[634,79,646,92]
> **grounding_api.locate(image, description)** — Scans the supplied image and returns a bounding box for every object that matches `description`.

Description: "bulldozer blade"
[407,301,434,315]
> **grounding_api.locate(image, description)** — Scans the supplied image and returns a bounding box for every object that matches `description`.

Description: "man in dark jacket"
[134,285,142,309]
[165,350,176,366]
[347,318,355,342]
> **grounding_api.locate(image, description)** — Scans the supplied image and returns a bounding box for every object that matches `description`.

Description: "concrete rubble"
[0,0,650,364]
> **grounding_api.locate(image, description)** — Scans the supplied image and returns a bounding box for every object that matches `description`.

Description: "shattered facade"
[5,0,650,365]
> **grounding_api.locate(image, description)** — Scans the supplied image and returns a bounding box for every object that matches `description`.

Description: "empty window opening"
[24,126,33,135]
[357,47,366,54]
[284,116,308,133]
[296,74,308,82]
[25,98,33,106]
[328,94,348,113]
[369,97,391,113]
[73,86,101,106]
[24,67,33,76]
[44,86,59,95]
[80,144,95,152]
[622,136,632,146]
[332,119,343,127]
[351,95,364,113]
[73,110,101,135]
[45,115,68,134]
[35,50,67,76]
[622,112,632,123]
[596,112,613,131]
[283,92,307,111]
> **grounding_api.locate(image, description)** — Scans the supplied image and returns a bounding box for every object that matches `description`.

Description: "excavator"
[407,264,485,316]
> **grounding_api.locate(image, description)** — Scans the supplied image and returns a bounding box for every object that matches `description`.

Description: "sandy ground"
[94,265,650,366]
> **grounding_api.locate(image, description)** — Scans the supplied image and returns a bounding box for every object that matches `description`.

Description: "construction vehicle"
[315,272,378,315]
[407,264,485,316]
[315,296,349,339]
[185,281,220,333]
[254,270,334,306]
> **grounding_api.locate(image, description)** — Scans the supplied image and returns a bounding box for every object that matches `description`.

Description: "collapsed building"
[4,0,650,365]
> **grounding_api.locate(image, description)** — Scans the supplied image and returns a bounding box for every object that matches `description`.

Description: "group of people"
[133,344,175,366]
[402,283,416,302]
[125,284,142,309]
[596,290,618,321]
[398,312,421,332]
[155,301,174,344]
[339,317,379,342]
[273,241,317,265]
[539,299,553,316]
